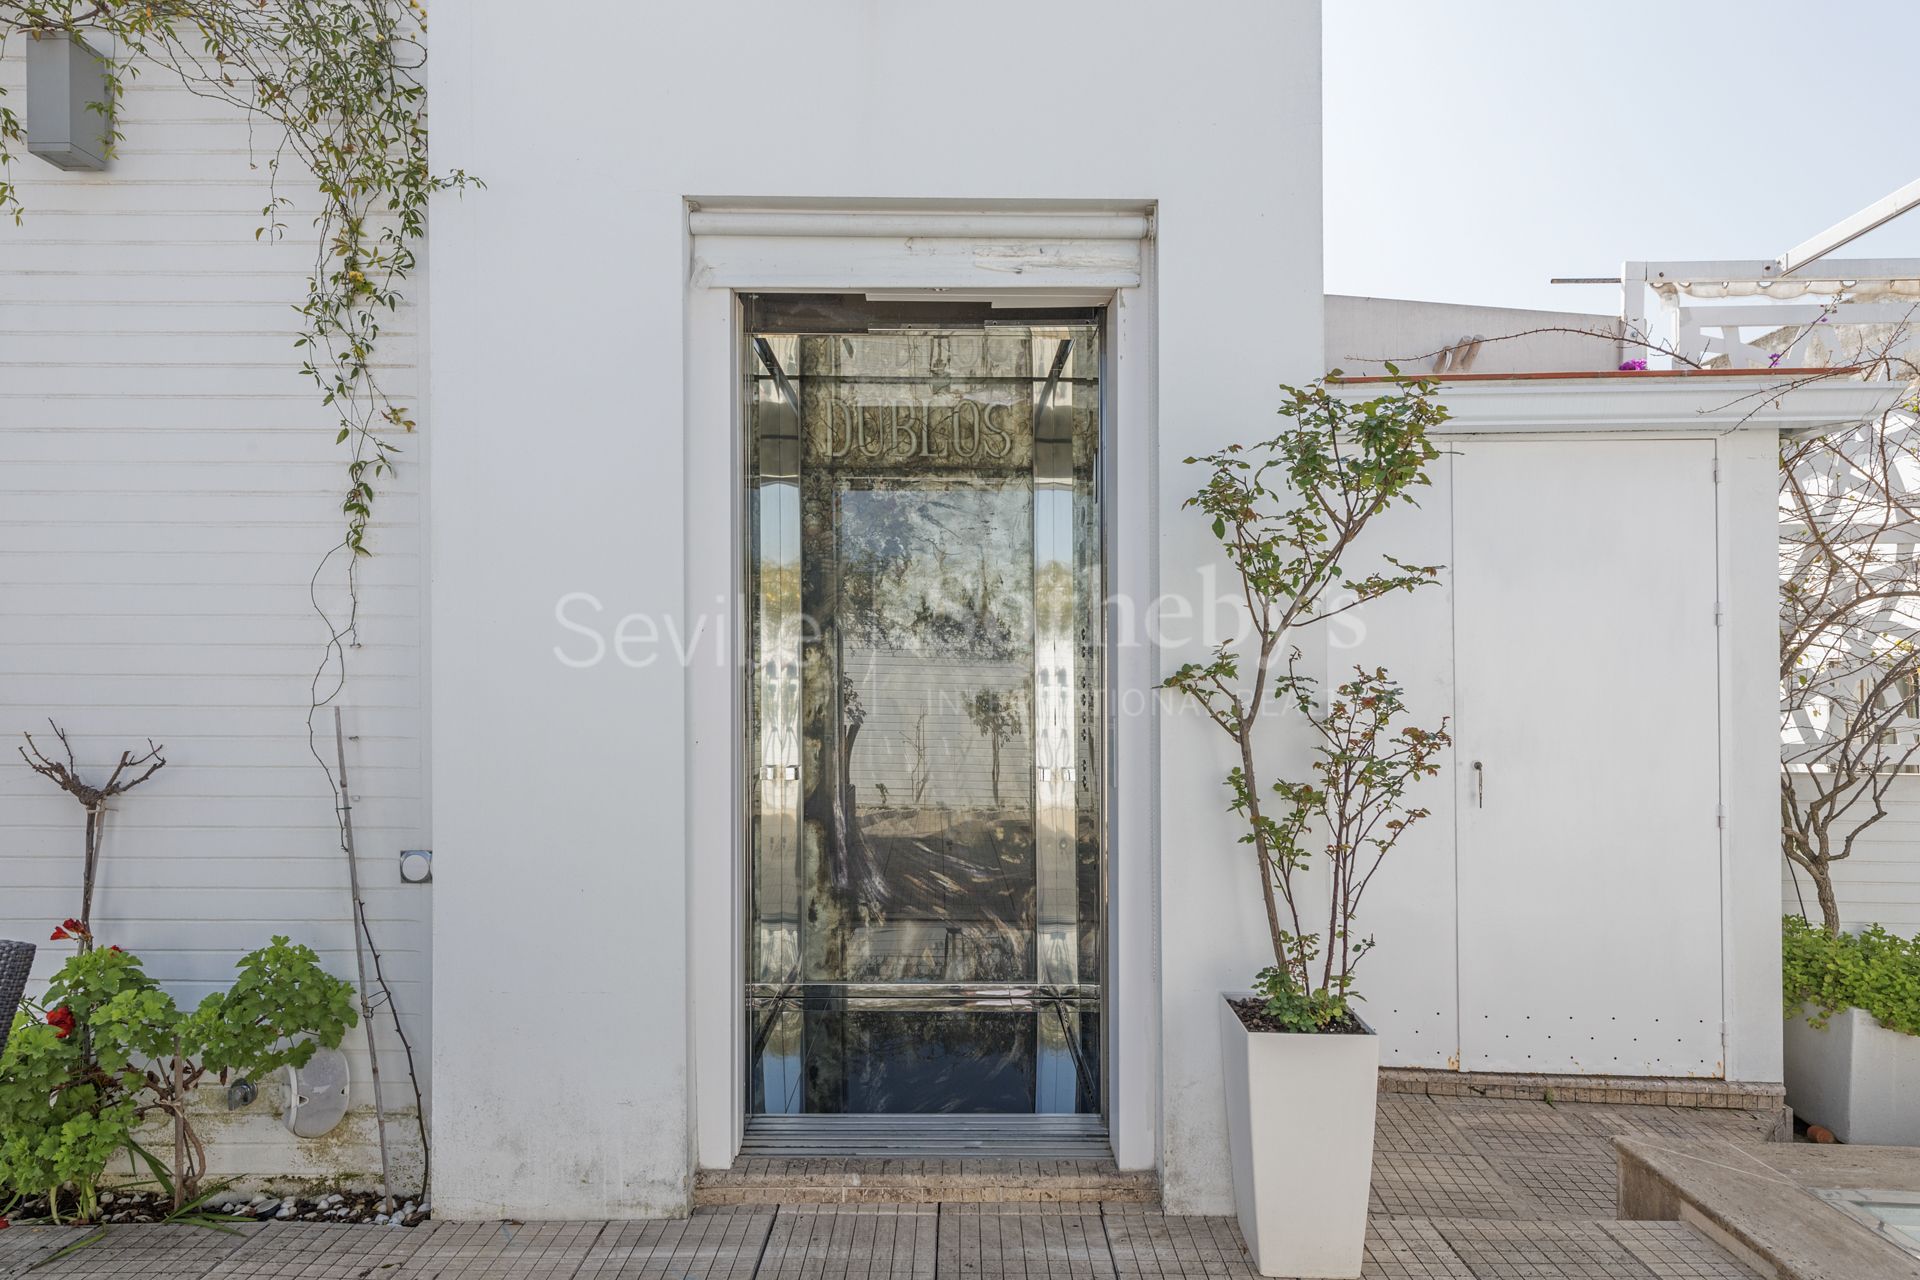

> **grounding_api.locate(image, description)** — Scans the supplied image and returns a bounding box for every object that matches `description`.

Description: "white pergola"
[1598,179,1920,373]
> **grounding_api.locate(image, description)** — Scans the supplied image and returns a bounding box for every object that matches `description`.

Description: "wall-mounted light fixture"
[399,849,433,884]
[26,32,112,172]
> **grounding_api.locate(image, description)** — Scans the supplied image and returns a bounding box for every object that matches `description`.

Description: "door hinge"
[1716,803,1726,830]
[1714,601,1724,626]
[1712,456,1721,483]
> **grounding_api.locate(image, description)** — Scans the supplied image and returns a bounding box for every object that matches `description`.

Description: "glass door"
[745,295,1103,1116]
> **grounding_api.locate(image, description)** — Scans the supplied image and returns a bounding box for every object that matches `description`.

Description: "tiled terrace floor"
[0,1095,1785,1279]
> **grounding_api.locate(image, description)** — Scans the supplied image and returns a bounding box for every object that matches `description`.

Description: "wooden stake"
[171,1041,185,1214]
[334,707,394,1215]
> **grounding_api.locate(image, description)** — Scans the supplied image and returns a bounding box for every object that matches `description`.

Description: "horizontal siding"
[1783,773,1920,936]
[0,64,430,1184]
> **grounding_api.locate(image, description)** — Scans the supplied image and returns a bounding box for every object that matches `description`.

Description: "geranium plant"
[0,922,357,1220]
[1164,372,1451,1032]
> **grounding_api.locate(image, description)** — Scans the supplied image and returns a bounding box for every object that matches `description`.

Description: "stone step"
[694,1158,1159,1206]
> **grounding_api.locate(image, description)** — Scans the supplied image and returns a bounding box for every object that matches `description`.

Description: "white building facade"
[2,0,1899,1224]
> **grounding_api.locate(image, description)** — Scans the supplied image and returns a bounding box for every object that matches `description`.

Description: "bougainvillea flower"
[1618,359,1648,372]
[46,1006,75,1039]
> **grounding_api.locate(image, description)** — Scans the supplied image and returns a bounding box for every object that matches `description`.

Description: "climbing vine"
[0,0,475,555]
[0,0,470,1191]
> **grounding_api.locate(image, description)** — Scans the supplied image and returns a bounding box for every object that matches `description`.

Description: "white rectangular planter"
[1219,993,1380,1279]
[1783,1004,1920,1145]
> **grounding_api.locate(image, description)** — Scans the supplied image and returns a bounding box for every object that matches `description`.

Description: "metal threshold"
[741,1114,1111,1159]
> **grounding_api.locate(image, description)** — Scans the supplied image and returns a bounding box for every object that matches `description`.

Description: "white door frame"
[683,201,1161,1171]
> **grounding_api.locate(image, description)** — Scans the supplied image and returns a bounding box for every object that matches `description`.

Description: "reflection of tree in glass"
[901,712,930,805]
[839,675,867,805]
[966,687,1026,806]
[837,491,1027,662]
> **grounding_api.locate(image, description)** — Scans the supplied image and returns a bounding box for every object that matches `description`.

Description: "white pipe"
[688,210,1152,240]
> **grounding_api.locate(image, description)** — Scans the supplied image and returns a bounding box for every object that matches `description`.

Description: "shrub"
[1163,376,1450,1032]
[0,924,357,1221]
[1782,914,1920,1037]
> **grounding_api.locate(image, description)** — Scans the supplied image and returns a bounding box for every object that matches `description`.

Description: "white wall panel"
[1784,773,1920,935]
[0,67,430,1187]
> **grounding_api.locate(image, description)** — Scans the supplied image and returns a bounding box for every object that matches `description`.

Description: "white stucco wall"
[427,0,1324,1219]
[0,51,430,1187]
[1325,295,1627,376]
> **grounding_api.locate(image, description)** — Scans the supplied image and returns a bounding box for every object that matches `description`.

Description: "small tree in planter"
[1164,372,1449,1279]
[1777,407,1920,1145]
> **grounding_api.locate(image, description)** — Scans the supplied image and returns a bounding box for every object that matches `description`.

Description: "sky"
[1323,1,1920,317]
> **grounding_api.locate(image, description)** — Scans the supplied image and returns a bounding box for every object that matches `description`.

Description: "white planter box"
[1218,993,1380,1279]
[1783,1004,1920,1145]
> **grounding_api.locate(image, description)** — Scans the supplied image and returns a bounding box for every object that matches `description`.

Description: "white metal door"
[1453,438,1724,1076]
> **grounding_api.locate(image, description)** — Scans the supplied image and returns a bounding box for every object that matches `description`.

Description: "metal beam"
[1626,258,1920,285]
[1779,177,1920,276]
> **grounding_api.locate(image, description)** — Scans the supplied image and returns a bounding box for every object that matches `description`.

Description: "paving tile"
[1362,1216,1475,1279]
[0,1225,100,1279]
[1099,1210,1255,1279]
[1431,1218,1657,1279]
[1375,1097,1473,1156]
[15,1222,260,1280]
[756,1206,936,1280]
[204,1222,430,1279]
[573,1210,772,1280]
[1434,1101,1614,1163]
[1370,1152,1541,1220]
[938,1203,1095,1217]
[937,1204,1113,1279]
[1478,1156,1617,1220]
[1599,1222,1764,1279]
[399,1220,607,1279]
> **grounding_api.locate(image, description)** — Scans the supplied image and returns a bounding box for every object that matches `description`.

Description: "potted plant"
[1778,410,1920,1145]
[1781,915,1920,1144]
[1165,372,1449,1278]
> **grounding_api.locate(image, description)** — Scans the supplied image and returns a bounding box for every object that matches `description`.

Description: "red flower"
[0,1216,10,1230]
[50,926,69,941]
[51,918,88,942]
[46,1006,75,1039]
[108,945,123,954]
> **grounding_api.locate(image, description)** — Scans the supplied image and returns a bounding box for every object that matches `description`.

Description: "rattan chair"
[0,939,34,1061]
